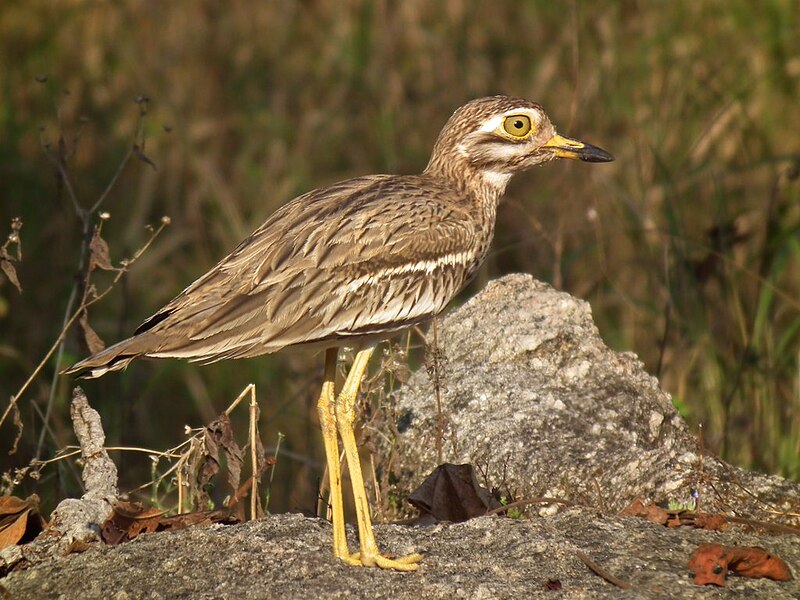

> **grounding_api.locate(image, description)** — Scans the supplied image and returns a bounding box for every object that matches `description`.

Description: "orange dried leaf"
[619,498,668,525]
[643,505,669,525]
[0,495,44,549]
[619,498,647,517]
[692,513,729,532]
[0,496,32,515]
[65,538,93,554]
[730,547,793,581]
[688,543,793,586]
[0,509,30,549]
[665,514,683,528]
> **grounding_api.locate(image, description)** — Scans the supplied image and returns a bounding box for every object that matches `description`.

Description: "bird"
[64,95,613,571]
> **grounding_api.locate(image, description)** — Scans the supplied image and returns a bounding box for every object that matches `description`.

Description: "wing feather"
[123,174,485,361]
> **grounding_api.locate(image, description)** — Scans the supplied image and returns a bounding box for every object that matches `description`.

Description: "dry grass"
[1,0,798,513]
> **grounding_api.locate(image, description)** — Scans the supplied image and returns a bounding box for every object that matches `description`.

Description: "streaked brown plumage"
[64,95,613,570]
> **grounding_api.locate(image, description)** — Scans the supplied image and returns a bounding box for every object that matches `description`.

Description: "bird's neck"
[422,157,505,272]
[423,156,510,209]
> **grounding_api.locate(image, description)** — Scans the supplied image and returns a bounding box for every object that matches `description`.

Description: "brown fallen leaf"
[407,463,501,523]
[0,495,45,549]
[544,579,562,591]
[620,498,729,531]
[101,501,164,545]
[688,543,793,586]
[685,513,729,532]
[101,501,238,545]
[619,498,669,525]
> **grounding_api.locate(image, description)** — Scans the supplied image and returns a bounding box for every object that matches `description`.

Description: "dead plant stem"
[248,386,259,520]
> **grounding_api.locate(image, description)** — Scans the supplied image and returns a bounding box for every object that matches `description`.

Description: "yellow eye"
[502,114,532,138]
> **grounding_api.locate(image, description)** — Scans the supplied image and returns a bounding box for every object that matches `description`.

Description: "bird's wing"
[134,175,483,361]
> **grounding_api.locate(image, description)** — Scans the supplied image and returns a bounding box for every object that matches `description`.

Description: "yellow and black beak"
[542,133,614,163]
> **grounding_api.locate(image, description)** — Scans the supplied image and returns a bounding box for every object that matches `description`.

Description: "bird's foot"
[342,550,423,571]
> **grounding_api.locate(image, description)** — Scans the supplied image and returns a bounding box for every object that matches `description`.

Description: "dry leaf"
[101,501,238,545]
[0,218,23,293]
[79,311,106,353]
[687,513,729,532]
[0,509,31,550]
[101,501,164,545]
[207,414,244,501]
[689,543,793,586]
[0,495,44,549]
[407,463,501,523]
[88,227,114,271]
[619,498,669,525]
[0,255,21,293]
[620,498,729,531]
[187,414,246,515]
[185,437,216,510]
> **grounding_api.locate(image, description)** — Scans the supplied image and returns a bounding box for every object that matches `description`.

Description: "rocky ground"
[3,509,799,599]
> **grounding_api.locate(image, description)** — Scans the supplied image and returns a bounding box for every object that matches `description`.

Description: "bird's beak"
[542,133,614,163]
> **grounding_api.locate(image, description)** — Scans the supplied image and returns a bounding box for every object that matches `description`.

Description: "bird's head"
[424,95,613,192]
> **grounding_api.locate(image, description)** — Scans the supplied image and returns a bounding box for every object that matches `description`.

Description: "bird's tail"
[61,334,155,379]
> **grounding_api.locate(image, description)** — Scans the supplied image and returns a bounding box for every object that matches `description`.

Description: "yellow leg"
[316,348,354,563]
[335,346,423,571]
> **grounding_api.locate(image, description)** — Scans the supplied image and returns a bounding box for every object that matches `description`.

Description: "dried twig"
[424,318,447,465]
[0,219,169,436]
[484,496,577,516]
[248,385,260,520]
[0,97,166,464]
[726,516,800,536]
[575,550,632,590]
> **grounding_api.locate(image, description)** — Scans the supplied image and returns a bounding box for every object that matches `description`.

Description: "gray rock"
[3,511,798,599]
[390,275,800,521]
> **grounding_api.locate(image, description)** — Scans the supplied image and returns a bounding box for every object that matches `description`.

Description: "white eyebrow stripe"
[479,115,505,133]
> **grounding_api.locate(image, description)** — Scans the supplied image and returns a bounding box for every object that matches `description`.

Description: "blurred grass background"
[1,0,799,515]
